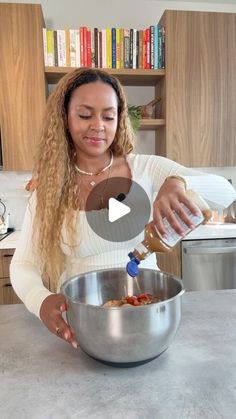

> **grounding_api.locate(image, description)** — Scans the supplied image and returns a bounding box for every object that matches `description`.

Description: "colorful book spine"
[80,27,84,67]
[65,29,70,66]
[43,23,163,70]
[42,28,48,66]
[75,29,80,67]
[136,30,139,69]
[87,28,92,67]
[150,25,154,69]
[57,29,66,67]
[158,26,162,69]
[94,28,99,68]
[106,28,112,68]
[145,27,150,69]
[138,29,143,69]
[99,30,103,68]
[132,29,137,69]
[101,29,106,68]
[129,28,133,69]
[154,25,158,69]
[124,29,130,69]
[116,28,121,69]
[53,30,58,67]
[120,28,124,69]
[161,26,165,69]
[46,30,55,66]
[69,29,76,67]
[83,27,88,67]
[111,27,116,69]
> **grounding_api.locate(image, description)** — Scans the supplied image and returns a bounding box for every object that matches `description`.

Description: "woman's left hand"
[153,177,201,237]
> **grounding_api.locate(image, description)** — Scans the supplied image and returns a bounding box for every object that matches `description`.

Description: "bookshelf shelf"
[140,119,165,130]
[45,67,165,86]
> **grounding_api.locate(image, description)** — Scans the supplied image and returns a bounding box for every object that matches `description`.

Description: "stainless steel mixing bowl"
[61,268,184,367]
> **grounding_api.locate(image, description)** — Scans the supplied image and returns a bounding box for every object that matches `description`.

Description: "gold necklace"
[74,151,113,187]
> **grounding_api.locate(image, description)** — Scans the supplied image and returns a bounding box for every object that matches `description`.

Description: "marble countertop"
[0,231,20,250]
[1,290,236,418]
[182,223,236,241]
[1,224,236,251]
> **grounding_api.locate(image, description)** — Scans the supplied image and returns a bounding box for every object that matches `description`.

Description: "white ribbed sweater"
[10,154,236,318]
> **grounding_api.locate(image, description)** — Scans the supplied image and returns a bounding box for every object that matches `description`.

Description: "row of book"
[43,25,165,70]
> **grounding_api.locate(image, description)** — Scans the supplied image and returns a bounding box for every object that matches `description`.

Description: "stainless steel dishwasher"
[182,238,236,291]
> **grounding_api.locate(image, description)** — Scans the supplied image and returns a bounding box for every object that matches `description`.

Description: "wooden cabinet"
[156,10,236,167]
[0,3,46,171]
[0,249,21,304]
[2,6,235,170]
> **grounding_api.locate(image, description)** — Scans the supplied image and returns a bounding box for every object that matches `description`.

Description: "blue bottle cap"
[126,254,140,277]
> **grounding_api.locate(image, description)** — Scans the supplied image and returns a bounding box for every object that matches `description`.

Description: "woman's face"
[67,81,118,157]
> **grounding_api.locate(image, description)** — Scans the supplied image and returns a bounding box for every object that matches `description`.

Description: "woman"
[10,68,235,348]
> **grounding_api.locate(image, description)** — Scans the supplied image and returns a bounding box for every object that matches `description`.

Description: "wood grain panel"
[0,4,46,170]
[159,10,236,167]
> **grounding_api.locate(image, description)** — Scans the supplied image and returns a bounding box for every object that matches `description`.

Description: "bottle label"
[135,242,150,257]
[159,205,204,247]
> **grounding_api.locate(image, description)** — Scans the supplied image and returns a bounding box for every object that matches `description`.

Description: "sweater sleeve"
[134,154,236,209]
[10,192,53,318]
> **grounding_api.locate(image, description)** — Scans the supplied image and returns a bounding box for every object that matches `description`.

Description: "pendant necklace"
[74,151,113,187]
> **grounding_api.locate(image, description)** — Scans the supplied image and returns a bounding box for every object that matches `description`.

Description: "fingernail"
[72,341,78,348]
[64,332,69,340]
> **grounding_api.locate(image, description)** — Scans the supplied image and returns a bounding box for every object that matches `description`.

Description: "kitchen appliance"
[182,238,236,291]
[61,268,184,367]
[0,198,9,234]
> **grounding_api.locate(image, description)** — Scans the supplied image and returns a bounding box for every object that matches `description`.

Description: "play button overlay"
[85,177,151,242]
[108,198,131,222]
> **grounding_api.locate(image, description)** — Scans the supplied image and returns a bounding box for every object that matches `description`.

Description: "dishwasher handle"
[183,246,236,255]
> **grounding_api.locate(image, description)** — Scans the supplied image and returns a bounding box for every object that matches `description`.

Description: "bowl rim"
[60,267,185,309]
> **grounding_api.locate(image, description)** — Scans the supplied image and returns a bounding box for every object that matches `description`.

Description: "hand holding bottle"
[126,178,212,277]
[152,176,202,237]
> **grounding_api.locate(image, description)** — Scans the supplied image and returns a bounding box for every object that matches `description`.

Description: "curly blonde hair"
[32,68,135,292]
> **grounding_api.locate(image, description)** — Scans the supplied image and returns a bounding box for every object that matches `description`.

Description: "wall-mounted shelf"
[45,67,165,86]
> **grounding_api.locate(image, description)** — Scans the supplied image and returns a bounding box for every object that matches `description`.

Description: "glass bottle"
[126,189,212,277]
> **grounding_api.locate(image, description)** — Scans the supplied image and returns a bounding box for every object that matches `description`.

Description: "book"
[42,28,48,66]
[53,30,58,66]
[124,29,130,69]
[57,29,66,67]
[106,28,112,68]
[111,27,116,69]
[46,30,55,66]
[116,28,121,69]
[75,29,80,67]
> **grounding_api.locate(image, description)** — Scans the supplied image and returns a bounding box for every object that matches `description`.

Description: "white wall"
[2,0,236,155]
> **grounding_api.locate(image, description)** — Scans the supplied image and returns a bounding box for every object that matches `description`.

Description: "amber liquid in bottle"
[126,189,212,277]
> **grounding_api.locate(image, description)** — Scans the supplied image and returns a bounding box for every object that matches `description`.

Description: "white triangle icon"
[108,197,131,222]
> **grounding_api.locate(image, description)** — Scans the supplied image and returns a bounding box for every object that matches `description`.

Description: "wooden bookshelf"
[45,67,165,86]
[140,119,165,130]
[1,4,236,170]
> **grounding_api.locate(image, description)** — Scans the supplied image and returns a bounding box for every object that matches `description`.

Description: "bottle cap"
[126,253,140,277]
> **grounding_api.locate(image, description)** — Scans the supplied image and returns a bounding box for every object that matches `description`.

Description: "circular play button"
[85,177,151,242]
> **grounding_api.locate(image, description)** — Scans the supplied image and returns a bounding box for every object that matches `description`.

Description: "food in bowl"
[102,292,162,307]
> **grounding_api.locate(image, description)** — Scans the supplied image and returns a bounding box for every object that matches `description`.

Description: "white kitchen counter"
[182,223,236,240]
[0,230,21,250]
[1,224,236,250]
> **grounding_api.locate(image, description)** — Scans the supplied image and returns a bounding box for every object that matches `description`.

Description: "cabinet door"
[0,277,22,304]
[0,249,21,304]
[0,3,46,170]
[0,249,14,277]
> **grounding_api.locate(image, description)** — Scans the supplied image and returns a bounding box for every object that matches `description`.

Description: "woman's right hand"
[39,294,78,348]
